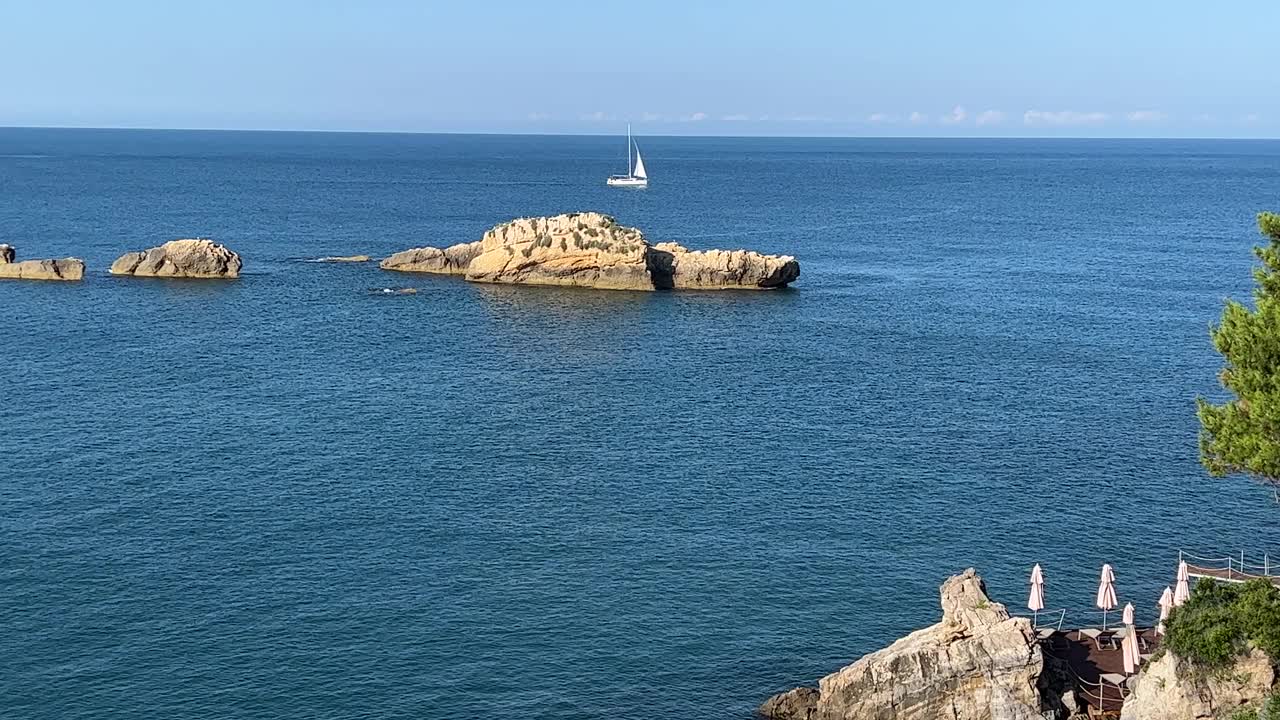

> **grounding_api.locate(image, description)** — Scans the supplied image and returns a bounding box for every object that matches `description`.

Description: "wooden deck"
[1040,627,1160,716]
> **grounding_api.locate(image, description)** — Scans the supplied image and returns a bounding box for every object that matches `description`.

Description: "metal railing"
[1012,608,1066,631]
[1179,550,1278,583]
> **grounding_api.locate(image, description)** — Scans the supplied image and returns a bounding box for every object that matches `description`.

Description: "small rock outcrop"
[379,241,483,276]
[380,213,799,291]
[0,245,85,281]
[651,242,800,290]
[110,239,241,278]
[760,569,1046,720]
[1120,647,1276,720]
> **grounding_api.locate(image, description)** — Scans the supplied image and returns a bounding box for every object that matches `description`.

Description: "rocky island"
[110,239,242,278]
[380,212,799,291]
[0,244,85,281]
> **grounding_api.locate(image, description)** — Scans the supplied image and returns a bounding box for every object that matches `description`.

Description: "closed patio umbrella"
[1028,564,1045,627]
[1157,586,1174,635]
[1096,563,1118,630]
[1174,561,1191,606]
[1121,602,1140,675]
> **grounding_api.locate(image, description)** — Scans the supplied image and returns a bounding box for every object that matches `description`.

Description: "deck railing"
[1012,608,1066,631]
[1179,550,1278,582]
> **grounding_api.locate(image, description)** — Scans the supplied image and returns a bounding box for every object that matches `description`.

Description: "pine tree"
[1198,212,1280,500]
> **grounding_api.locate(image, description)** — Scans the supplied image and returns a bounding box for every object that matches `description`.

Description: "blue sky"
[2,0,1276,137]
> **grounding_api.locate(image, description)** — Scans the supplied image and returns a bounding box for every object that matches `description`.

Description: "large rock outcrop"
[110,239,241,278]
[0,245,85,281]
[380,213,799,291]
[760,569,1046,720]
[1119,647,1276,720]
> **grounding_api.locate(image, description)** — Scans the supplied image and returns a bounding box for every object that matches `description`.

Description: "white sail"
[632,146,647,179]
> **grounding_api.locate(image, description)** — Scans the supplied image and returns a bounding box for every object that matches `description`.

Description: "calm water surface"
[2,129,1279,719]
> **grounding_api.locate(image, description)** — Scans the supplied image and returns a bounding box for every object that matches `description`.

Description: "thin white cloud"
[867,112,897,124]
[1243,113,1262,123]
[1023,110,1109,126]
[722,114,751,122]
[640,112,664,122]
[581,111,611,122]
[786,114,834,123]
[908,111,928,125]
[681,112,708,122]
[941,105,967,124]
[1192,113,1216,123]
[1125,110,1167,123]
[975,110,1005,126]
[527,112,551,122]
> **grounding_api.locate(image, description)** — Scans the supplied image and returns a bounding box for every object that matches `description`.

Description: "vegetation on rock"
[1165,578,1280,668]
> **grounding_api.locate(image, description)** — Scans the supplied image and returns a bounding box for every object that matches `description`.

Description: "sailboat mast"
[627,123,632,177]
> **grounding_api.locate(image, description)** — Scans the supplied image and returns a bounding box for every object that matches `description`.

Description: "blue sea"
[2,128,1279,719]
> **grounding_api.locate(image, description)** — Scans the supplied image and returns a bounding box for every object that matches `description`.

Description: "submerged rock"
[380,212,799,291]
[110,239,241,278]
[308,255,371,263]
[0,245,84,281]
[1120,647,1275,720]
[760,569,1046,720]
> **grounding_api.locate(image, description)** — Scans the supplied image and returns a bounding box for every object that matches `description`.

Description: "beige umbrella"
[1121,602,1140,674]
[1096,563,1118,630]
[1157,586,1174,635]
[1028,564,1045,626]
[1174,561,1191,606]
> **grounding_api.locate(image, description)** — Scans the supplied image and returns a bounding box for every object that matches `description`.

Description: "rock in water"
[309,255,371,263]
[650,242,800,290]
[0,245,85,281]
[759,569,1046,720]
[380,213,799,291]
[464,213,655,290]
[1120,647,1275,720]
[110,239,241,278]
[379,241,484,275]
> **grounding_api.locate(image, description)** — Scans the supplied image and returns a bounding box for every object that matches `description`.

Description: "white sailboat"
[607,124,648,188]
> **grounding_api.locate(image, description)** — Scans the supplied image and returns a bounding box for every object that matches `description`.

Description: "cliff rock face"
[380,213,799,291]
[1119,648,1275,720]
[0,245,85,281]
[110,239,241,278]
[379,241,484,275]
[760,569,1045,720]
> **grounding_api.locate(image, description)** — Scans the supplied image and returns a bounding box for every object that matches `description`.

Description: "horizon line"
[2,124,1278,142]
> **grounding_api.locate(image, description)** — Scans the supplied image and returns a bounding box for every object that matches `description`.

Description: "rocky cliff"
[0,245,85,281]
[1120,647,1276,720]
[380,213,799,291]
[110,239,241,278]
[760,569,1047,720]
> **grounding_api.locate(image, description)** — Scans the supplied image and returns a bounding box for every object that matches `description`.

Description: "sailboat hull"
[606,176,648,188]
